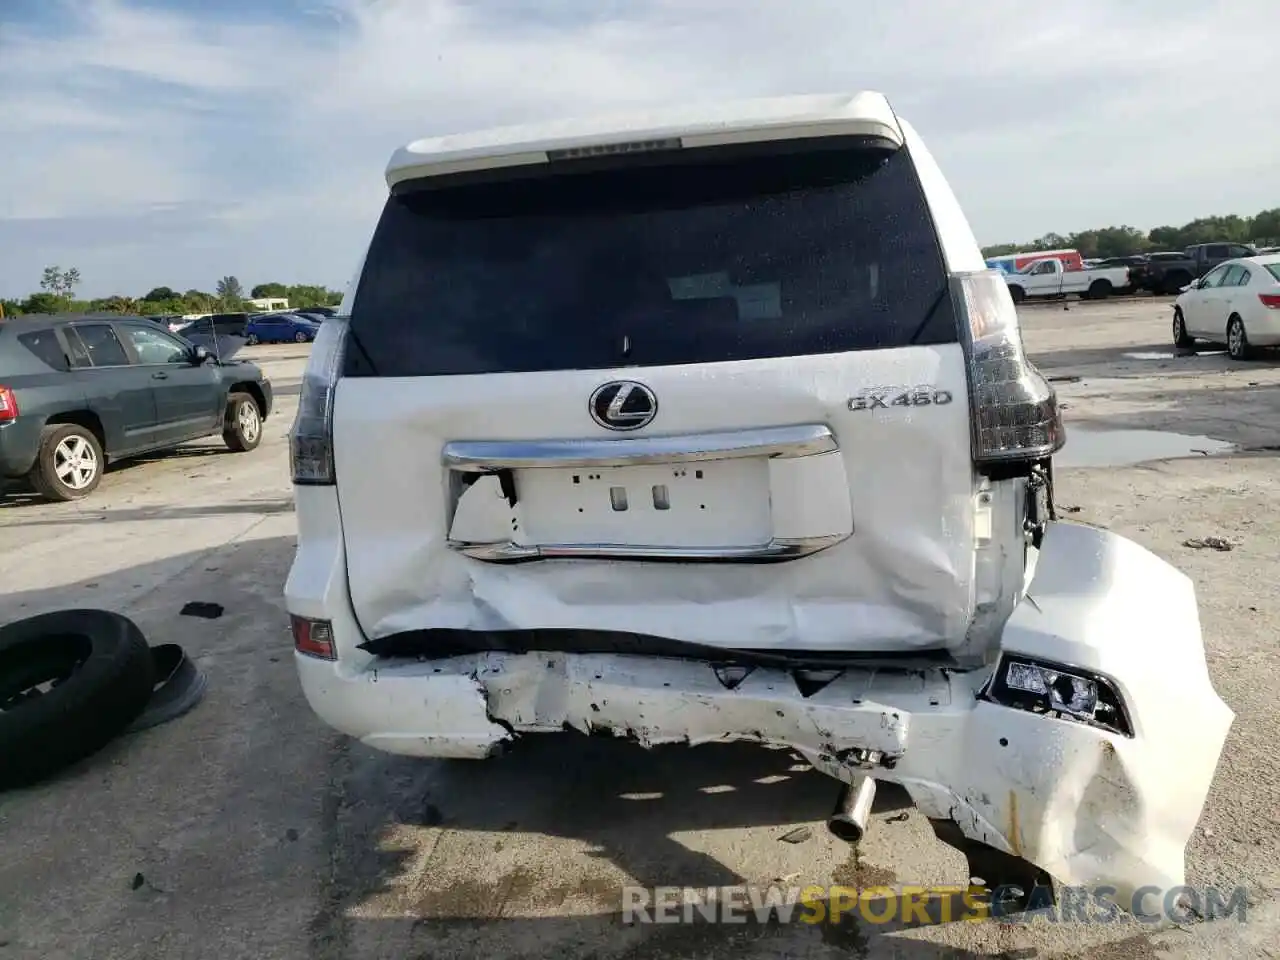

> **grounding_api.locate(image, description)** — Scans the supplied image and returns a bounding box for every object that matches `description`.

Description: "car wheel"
[1227,315,1253,361]
[223,392,262,452]
[1173,308,1194,349]
[27,423,104,502]
[0,609,156,789]
[246,334,259,346]
[1087,280,1112,300]
[294,331,309,343]
[1008,285,1026,304]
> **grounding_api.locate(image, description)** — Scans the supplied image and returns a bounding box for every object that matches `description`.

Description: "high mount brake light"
[953,271,1065,466]
[289,317,348,485]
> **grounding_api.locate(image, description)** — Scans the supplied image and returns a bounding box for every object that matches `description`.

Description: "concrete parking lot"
[2,302,1279,959]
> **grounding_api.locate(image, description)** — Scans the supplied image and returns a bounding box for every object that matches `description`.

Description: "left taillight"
[0,386,18,423]
[289,317,348,485]
[291,614,336,660]
[1259,293,1280,309]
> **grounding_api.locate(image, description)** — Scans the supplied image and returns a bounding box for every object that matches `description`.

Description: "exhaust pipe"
[827,775,876,844]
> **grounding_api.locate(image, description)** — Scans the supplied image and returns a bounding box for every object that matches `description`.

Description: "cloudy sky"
[1,0,1276,299]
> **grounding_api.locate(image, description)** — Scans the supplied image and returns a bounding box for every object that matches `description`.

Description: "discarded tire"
[0,609,156,789]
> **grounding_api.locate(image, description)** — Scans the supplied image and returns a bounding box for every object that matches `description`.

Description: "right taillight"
[289,317,348,485]
[953,271,1065,466]
[0,386,17,423]
[1259,293,1280,309]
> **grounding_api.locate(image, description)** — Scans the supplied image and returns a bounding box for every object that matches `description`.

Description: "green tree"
[20,292,63,314]
[0,298,22,318]
[982,206,1280,260]
[183,289,215,313]
[250,282,288,299]
[215,276,245,307]
[1251,208,1280,244]
[285,284,333,308]
[37,266,81,307]
[91,295,138,314]
[142,286,178,302]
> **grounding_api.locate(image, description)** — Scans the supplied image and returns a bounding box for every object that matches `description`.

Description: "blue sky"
[2,0,1277,299]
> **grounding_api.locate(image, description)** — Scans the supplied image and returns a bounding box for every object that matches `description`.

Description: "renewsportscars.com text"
[622,884,1252,926]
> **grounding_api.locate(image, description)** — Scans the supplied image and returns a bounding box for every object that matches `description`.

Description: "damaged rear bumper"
[288,518,1233,909]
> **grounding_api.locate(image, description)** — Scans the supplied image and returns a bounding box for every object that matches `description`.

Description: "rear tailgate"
[333,138,980,655]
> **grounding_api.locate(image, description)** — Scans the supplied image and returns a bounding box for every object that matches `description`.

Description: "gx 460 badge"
[848,385,954,412]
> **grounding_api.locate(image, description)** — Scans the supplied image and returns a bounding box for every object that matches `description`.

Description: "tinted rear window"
[1266,264,1280,282]
[17,329,69,371]
[346,142,953,377]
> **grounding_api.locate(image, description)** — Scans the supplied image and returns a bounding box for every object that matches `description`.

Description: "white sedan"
[1173,253,1280,360]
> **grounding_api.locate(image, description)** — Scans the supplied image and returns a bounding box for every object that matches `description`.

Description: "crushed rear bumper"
[288,516,1233,910]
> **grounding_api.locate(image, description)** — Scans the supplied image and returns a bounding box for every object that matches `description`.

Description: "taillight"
[953,271,1065,466]
[291,614,337,660]
[289,317,348,485]
[1259,293,1280,309]
[0,386,17,423]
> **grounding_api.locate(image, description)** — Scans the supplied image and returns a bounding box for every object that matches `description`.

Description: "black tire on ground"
[294,331,309,343]
[1087,280,1112,300]
[0,609,156,789]
[1227,315,1253,361]
[1163,273,1192,296]
[1008,285,1026,304]
[223,391,262,452]
[1173,308,1195,349]
[26,423,104,502]
[246,334,259,345]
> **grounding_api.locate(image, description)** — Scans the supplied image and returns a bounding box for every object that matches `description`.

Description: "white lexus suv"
[285,92,1232,913]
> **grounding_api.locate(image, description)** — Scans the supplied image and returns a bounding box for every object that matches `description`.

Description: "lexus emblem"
[589,380,658,431]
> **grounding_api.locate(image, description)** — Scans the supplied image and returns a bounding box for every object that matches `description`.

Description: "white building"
[247,297,289,312]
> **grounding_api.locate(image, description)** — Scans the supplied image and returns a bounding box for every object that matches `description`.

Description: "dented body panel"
[332,348,982,657]
[288,484,1233,904]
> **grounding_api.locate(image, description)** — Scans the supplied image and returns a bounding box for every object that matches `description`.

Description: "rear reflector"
[954,271,1064,465]
[0,386,17,423]
[1259,293,1280,309]
[291,615,336,660]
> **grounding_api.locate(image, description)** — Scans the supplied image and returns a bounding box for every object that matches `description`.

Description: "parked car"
[246,313,320,344]
[1173,254,1280,359]
[1141,242,1258,295]
[0,314,272,501]
[1092,255,1150,291]
[171,312,251,360]
[1002,256,1130,302]
[284,91,1233,912]
[299,306,339,318]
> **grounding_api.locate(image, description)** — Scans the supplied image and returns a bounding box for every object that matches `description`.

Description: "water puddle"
[1057,429,1237,468]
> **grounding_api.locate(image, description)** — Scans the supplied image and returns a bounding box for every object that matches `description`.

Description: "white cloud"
[1,0,1278,298]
